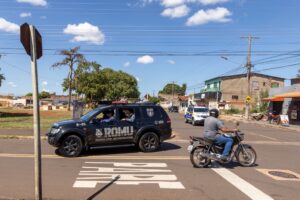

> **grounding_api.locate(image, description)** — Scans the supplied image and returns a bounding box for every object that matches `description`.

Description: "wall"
[221,75,284,109]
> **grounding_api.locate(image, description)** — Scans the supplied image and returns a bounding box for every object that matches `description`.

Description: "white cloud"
[63,22,105,45]
[141,0,230,7]
[167,60,176,64]
[186,7,232,26]
[42,81,48,86]
[0,18,19,33]
[196,0,230,5]
[161,5,190,18]
[137,55,154,64]
[16,0,47,6]
[161,0,185,7]
[8,82,17,88]
[123,62,131,67]
[135,77,141,82]
[20,12,32,18]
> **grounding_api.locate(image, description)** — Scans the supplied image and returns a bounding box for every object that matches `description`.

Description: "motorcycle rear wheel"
[190,147,211,168]
[237,146,257,167]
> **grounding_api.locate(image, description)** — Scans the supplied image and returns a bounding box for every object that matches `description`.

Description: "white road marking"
[85,162,168,167]
[73,181,185,189]
[80,167,172,173]
[77,174,178,181]
[73,162,185,189]
[211,162,274,200]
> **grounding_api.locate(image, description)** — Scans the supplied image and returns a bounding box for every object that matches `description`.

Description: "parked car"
[184,106,209,126]
[47,103,172,157]
[168,106,179,113]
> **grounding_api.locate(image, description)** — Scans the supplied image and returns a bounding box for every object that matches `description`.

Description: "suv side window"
[142,106,160,119]
[118,107,136,122]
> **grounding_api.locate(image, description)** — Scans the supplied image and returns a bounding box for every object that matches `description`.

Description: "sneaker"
[220,155,229,162]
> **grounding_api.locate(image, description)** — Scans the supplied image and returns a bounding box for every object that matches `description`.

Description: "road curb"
[0,135,47,140]
[221,115,300,133]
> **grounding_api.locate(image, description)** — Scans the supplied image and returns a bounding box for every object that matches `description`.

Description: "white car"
[184,106,209,126]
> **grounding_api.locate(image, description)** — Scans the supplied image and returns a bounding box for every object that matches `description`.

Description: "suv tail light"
[166,117,171,125]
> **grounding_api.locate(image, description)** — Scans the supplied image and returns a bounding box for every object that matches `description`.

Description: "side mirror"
[90,118,98,124]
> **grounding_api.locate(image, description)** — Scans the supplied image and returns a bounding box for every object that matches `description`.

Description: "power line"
[253,62,300,73]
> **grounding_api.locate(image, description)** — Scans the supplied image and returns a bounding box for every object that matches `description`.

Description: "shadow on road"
[55,142,182,157]
[210,161,259,169]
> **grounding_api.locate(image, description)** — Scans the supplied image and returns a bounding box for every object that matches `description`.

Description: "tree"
[65,62,140,102]
[259,90,269,113]
[298,69,300,77]
[103,69,140,100]
[39,91,51,99]
[148,96,160,104]
[0,67,5,88]
[52,47,85,111]
[159,83,186,96]
[25,92,33,96]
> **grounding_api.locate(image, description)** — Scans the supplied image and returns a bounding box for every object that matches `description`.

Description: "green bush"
[224,108,241,115]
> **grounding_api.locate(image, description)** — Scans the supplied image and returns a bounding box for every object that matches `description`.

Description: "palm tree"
[52,47,85,111]
[0,68,5,87]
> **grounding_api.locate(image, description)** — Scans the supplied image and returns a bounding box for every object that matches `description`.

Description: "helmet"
[209,108,219,118]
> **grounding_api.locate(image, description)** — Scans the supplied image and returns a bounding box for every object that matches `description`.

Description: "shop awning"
[275,91,300,98]
[263,96,284,102]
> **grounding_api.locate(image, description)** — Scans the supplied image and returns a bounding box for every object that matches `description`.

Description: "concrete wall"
[221,75,284,109]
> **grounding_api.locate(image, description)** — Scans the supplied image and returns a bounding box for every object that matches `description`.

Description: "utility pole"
[172,81,175,106]
[241,34,259,120]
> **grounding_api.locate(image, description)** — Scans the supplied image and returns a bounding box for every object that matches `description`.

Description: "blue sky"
[0,0,300,97]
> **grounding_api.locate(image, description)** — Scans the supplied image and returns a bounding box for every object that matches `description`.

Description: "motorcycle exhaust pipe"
[199,152,217,160]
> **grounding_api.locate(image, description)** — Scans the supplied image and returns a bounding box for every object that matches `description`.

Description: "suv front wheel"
[58,135,83,157]
[139,132,159,152]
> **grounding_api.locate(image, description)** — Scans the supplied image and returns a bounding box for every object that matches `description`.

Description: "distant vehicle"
[184,106,209,126]
[47,103,172,157]
[168,106,179,113]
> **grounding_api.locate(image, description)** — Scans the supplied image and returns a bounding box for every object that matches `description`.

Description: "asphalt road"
[0,113,300,200]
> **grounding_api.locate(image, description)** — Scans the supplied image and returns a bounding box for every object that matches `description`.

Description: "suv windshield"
[80,109,101,122]
[194,108,209,113]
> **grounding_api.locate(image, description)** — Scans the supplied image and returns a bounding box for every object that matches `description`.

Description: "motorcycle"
[187,122,257,168]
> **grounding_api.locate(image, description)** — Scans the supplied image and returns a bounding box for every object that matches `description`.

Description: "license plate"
[187,145,193,152]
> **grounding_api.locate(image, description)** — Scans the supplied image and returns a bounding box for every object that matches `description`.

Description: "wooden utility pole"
[241,34,259,120]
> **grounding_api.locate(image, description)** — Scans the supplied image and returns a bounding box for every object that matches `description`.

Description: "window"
[232,95,239,100]
[271,82,279,88]
[214,82,218,88]
[118,108,135,122]
[142,107,161,118]
[252,81,259,90]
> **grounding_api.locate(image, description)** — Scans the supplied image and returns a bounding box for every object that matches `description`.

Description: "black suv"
[47,104,172,157]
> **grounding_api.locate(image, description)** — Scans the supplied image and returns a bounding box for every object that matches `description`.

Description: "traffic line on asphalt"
[73,162,185,189]
[212,162,274,200]
[247,132,278,141]
[0,153,189,160]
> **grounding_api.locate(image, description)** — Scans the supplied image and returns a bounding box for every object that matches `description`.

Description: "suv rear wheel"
[139,132,159,152]
[59,135,83,157]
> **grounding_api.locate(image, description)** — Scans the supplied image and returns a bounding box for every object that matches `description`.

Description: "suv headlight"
[50,128,61,134]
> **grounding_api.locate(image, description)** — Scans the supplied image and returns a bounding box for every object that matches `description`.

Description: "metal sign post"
[20,23,43,200]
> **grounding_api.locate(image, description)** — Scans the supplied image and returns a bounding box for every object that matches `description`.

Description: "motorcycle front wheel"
[190,147,211,168]
[236,145,257,167]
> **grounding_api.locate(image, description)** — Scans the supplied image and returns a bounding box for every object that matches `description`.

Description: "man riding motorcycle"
[204,109,238,161]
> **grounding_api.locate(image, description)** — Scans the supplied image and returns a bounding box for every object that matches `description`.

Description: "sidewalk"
[0,128,48,137]
[221,114,300,133]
